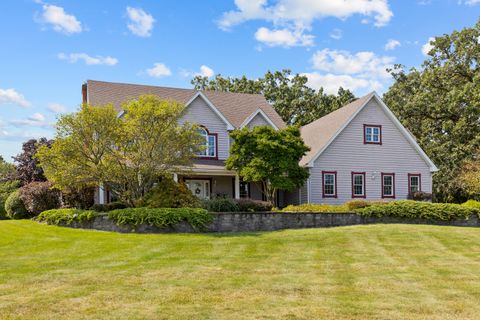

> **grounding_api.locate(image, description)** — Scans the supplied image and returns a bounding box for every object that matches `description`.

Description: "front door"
[185,179,211,199]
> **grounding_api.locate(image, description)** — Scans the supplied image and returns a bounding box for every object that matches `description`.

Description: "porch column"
[173,173,178,183]
[99,183,105,204]
[234,174,240,199]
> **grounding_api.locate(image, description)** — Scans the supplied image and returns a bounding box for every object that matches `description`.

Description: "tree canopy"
[37,95,203,205]
[192,69,355,126]
[226,125,310,204]
[384,20,480,202]
[12,138,52,184]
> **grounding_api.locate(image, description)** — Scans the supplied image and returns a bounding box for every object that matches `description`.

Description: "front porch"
[175,159,265,201]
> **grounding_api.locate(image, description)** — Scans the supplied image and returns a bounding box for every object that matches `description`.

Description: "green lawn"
[1,221,480,319]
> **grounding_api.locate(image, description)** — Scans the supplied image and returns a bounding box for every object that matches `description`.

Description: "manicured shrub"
[108,207,212,228]
[0,180,21,219]
[90,201,128,212]
[5,190,29,219]
[202,197,239,212]
[38,208,97,225]
[407,191,433,202]
[138,178,200,208]
[279,203,349,212]
[234,199,273,212]
[62,187,95,209]
[345,200,388,211]
[19,181,61,216]
[462,200,480,209]
[355,200,479,221]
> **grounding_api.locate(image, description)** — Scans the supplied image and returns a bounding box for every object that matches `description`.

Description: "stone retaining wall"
[59,212,480,233]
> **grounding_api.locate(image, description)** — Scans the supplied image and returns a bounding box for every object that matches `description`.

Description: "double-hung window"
[364,125,382,144]
[408,174,421,193]
[197,127,217,158]
[381,173,395,198]
[352,172,366,198]
[322,171,337,198]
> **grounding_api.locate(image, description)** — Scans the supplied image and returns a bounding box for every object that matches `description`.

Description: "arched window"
[197,127,217,158]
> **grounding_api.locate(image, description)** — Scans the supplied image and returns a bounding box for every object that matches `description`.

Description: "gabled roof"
[300,92,438,172]
[85,80,286,130]
[240,108,279,130]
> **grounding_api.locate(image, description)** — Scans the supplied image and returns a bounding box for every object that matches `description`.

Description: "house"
[293,92,438,205]
[83,80,437,206]
[83,80,286,205]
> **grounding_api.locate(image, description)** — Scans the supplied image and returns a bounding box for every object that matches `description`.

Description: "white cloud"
[39,4,82,34]
[329,28,343,40]
[0,88,31,108]
[461,0,480,5]
[218,0,393,30]
[311,49,394,78]
[303,72,381,94]
[384,39,400,50]
[254,27,314,47]
[126,7,155,37]
[305,48,394,94]
[47,102,66,113]
[10,113,53,128]
[197,65,215,78]
[58,53,118,66]
[421,37,435,56]
[146,63,172,78]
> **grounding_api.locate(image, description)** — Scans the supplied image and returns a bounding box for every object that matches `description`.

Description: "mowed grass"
[1,221,480,319]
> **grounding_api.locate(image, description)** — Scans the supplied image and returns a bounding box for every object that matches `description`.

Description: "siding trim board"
[381,172,396,199]
[351,172,366,198]
[363,124,382,145]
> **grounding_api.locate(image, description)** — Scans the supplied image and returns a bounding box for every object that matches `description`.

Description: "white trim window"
[197,127,216,158]
[382,174,395,198]
[322,172,336,197]
[409,174,421,193]
[352,172,365,198]
[365,125,381,143]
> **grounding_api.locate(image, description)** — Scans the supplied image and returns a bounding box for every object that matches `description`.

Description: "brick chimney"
[82,82,87,104]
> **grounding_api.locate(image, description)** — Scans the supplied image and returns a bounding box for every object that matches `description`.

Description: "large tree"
[226,126,310,205]
[0,156,15,182]
[384,20,480,202]
[192,69,355,126]
[37,95,203,205]
[12,138,52,184]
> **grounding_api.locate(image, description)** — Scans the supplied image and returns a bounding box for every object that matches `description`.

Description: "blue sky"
[0,0,478,161]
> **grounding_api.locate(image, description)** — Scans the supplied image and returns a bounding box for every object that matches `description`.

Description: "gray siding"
[247,113,271,129]
[179,96,230,160]
[309,100,432,205]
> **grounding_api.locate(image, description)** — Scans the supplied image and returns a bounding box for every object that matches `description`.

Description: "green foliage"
[0,156,15,181]
[90,201,128,212]
[138,178,199,208]
[191,69,356,126]
[19,181,61,216]
[36,96,203,205]
[407,191,433,202]
[462,200,480,209]
[38,208,97,225]
[345,200,388,211]
[235,199,273,212]
[384,20,480,202]
[279,203,349,212]
[226,126,310,204]
[0,180,21,219]
[355,200,479,221]
[62,186,95,209]
[5,190,29,219]
[459,159,480,198]
[108,207,212,228]
[201,197,239,212]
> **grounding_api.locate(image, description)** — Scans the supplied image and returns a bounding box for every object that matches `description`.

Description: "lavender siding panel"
[310,100,432,205]
[247,113,270,129]
[178,96,230,160]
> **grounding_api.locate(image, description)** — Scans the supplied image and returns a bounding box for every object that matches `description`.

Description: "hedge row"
[38,209,97,225]
[108,207,212,228]
[354,200,480,221]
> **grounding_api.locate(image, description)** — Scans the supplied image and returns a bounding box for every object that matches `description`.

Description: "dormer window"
[197,127,217,159]
[364,124,382,144]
